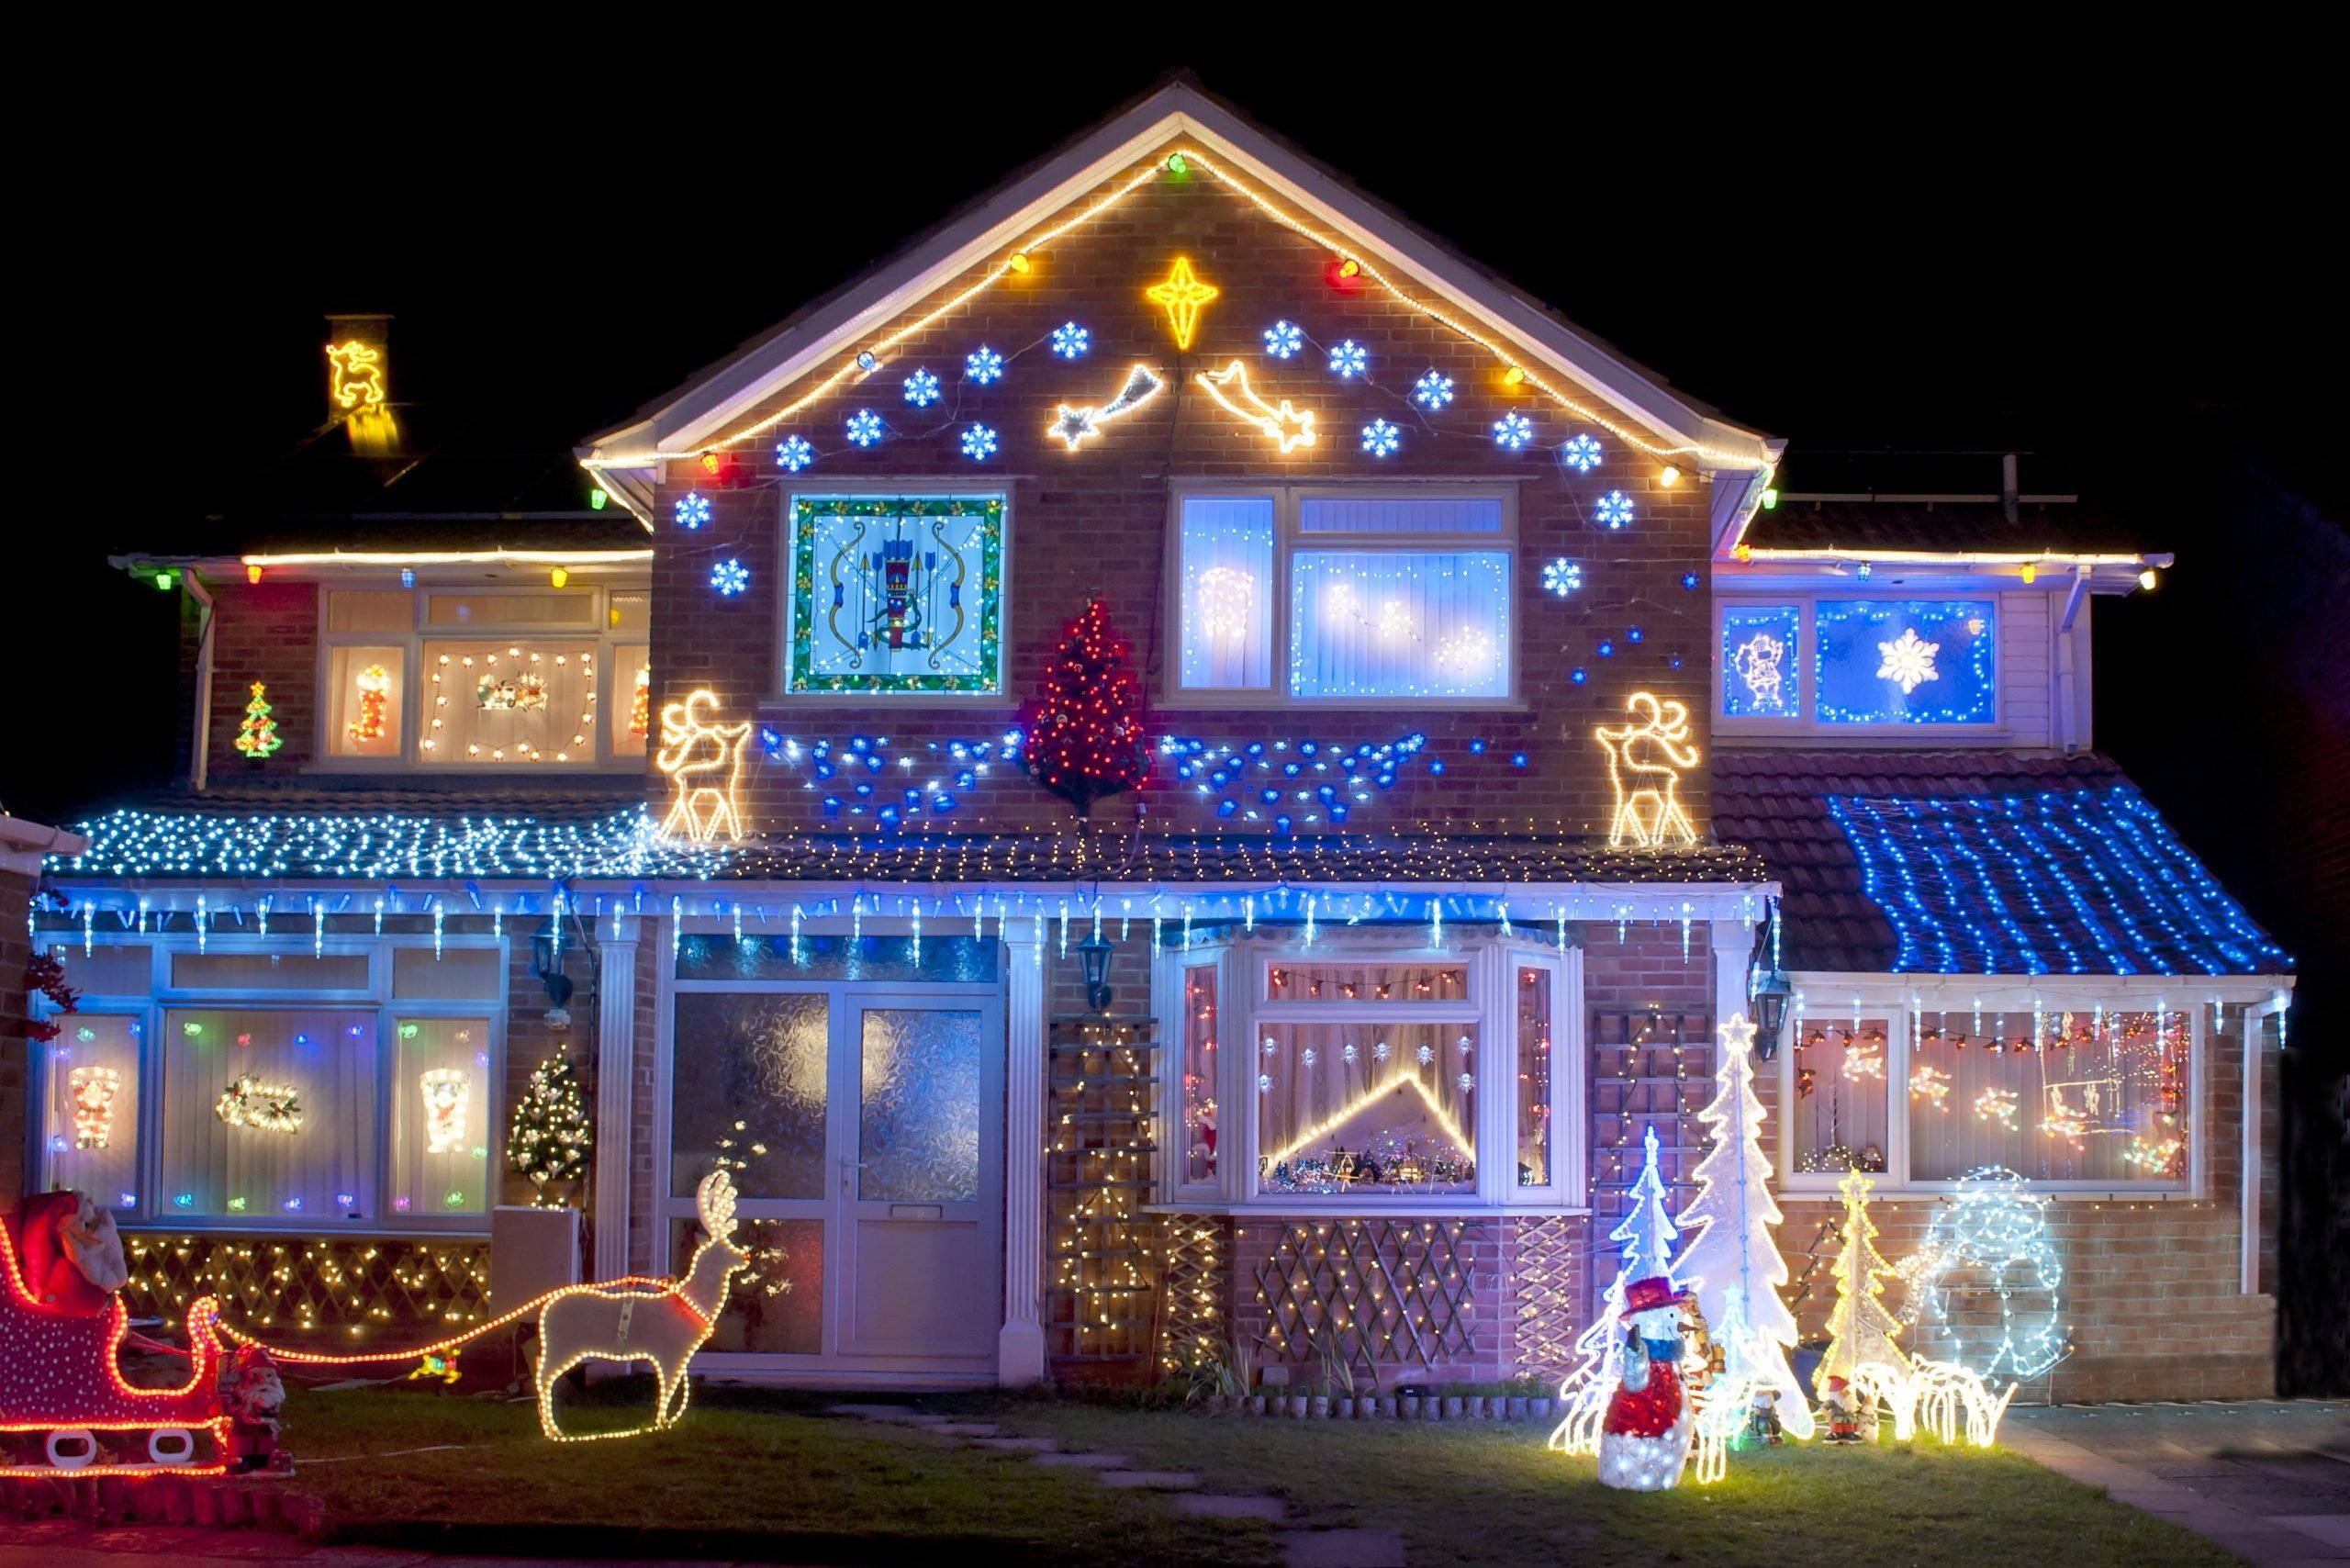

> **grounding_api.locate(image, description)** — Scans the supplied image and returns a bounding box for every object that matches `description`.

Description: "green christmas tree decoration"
[508,1052,591,1205]
[1023,599,1150,818]
[234,681,282,759]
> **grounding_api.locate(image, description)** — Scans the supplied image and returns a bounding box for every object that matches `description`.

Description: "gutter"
[0,815,91,877]
[185,570,217,792]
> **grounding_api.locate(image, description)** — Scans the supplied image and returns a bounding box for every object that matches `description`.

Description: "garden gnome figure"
[1597,1275,1695,1491]
[1820,1373,1863,1443]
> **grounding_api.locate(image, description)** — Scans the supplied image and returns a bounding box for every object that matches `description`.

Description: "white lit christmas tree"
[1672,1013,1816,1439]
[508,1053,591,1205]
[1550,1123,1678,1456]
[1817,1165,1909,1398]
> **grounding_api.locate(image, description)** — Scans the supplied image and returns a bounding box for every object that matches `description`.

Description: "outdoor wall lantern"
[1078,932,1115,1014]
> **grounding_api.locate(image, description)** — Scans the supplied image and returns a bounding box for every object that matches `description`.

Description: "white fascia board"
[1787,971,2297,1006]
[588,85,1776,472]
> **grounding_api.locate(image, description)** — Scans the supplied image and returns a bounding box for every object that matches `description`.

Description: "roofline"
[579,83,1779,477]
[1726,547,2174,568]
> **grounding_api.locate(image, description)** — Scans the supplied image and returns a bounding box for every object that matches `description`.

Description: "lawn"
[274,1379,2238,1568]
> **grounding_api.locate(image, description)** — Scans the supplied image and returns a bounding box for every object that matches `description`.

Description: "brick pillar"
[1,816,92,1213]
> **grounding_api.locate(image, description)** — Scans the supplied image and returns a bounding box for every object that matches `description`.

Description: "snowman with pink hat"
[1596,1274,1696,1491]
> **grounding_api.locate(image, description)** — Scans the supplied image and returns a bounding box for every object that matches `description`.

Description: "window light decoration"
[655,689,753,844]
[1597,489,1635,528]
[965,345,1004,384]
[786,496,1004,694]
[1327,339,1368,377]
[232,683,281,759]
[420,1069,471,1155]
[1814,599,1995,724]
[1195,361,1317,453]
[901,368,941,407]
[69,1065,121,1149]
[674,492,711,530]
[1287,550,1511,700]
[214,1075,303,1136]
[1493,411,1534,450]
[1360,419,1401,457]
[1721,604,1800,719]
[1596,692,1699,849]
[776,435,814,472]
[1145,255,1218,350]
[960,423,999,460]
[1875,628,1940,695]
[346,664,391,743]
[711,559,750,597]
[1562,432,1603,473]
[845,409,884,447]
[1051,321,1090,359]
[1047,363,1164,450]
[1542,559,1583,597]
[1262,319,1304,359]
[1413,370,1454,409]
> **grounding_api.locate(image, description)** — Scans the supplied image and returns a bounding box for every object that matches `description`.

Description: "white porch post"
[1000,931,1048,1384]
[1708,918,1752,1046]
[594,926,640,1282]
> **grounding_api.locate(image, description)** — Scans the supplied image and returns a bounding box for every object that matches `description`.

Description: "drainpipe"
[185,570,217,792]
[2000,453,2020,527]
[2053,568,2089,756]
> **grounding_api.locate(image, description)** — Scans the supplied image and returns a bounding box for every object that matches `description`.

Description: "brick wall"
[646,134,1718,842]
[0,868,32,1215]
[202,577,320,775]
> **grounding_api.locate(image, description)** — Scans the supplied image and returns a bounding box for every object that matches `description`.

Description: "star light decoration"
[845,409,884,447]
[1562,432,1604,473]
[674,492,711,530]
[711,559,749,597]
[1413,370,1455,409]
[1047,364,1165,450]
[1543,558,1583,597]
[1146,256,1219,351]
[775,436,813,473]
[902,368,941,407]
[1597,489,1635,528]
[1361,419,1401,457]
[966,346,1004,384]
[1195,361,1317,453]
[1262,319,1304,359]
[1329,339,1369,377]
[1494,411,1535,450]
[961,424,999,461]
[1051,321,1090,359]
[1876,628,1942,695]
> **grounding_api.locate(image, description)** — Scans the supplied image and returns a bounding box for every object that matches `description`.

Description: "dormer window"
[1718,596,1998,731]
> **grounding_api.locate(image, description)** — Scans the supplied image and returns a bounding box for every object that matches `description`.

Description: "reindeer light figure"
[655,689,753,844]
[533,1169,750,1441]
[1597,691,1701,848]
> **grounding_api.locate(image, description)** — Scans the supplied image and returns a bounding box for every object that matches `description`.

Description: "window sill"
[120,1219,492,1238]
[1777,1181,2194,1202]
[1144,1201,1591,1218]
[1155,697,1534,713]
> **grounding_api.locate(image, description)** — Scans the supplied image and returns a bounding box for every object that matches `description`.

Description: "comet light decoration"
[1194,361,1317,454]
[1046,364,1165,450]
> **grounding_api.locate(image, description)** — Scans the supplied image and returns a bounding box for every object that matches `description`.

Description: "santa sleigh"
[0,1193,228,1475]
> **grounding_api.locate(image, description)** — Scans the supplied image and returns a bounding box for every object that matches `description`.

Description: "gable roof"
[579,81,1780,510]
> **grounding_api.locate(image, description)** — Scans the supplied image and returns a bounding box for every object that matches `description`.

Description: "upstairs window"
[782,496,1006,696]
[1718,597,1998,730]
[1173,488,1514,704]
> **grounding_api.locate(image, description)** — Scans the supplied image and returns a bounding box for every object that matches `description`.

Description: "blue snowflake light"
[845,409,884,447]
[1562,432,1604,473]
[1329,339,1368,377]
[902,368,941,407]
[1543,558,1583,597]
[1597,489,1635,529]
[1493,411,1535,450]
[1263,320,1304,359]
[711,559,749,597]
[674,492,711,530]
[961,423,999,460]
[1413,370,1455,409]
[1361,419,1401,457]
[775,435,814,473]
[1052,321,1090,359]
[966,346,1004,384]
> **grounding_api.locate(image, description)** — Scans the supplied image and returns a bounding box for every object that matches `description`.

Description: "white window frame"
[313,581,650,772]
[1162,483,1521,711]
[30,933,509,1236]
[1714,594,2004,738]
[1773,975,2205,1200]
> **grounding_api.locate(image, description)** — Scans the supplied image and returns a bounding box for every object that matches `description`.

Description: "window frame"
[1713,594,2005,737]
[1773,977,2204,1198]
[1162,483,1522,711]
[30,934,509,1236]
[313,581,651,772]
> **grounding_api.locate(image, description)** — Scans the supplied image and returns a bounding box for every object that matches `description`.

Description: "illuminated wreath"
[1897,1165,2066,1384]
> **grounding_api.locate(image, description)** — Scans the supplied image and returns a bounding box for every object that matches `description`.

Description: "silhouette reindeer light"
[1596,691,1701,849]
[533,1169,750,1441]
[655,689,753,844]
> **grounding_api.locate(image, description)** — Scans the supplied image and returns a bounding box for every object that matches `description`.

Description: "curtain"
[390,1017,494,1218]
[160,1008,375,1219]
[1288,550,1511,700]
[1910,1009,2186,1182]
[1179,496,1275,689]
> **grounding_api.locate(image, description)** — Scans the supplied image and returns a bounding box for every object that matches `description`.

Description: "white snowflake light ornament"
[845,409,884,447]
[902,368,941,407]
[1494,411,1535,450]
[1413,370,1454,409]
[1544,558,1583,597]
[1562,433,1603,473]
[966,346,1004,384]
[1597,489,1635,528]
[1329,340,1368,377]
[1051,321,1090,359]
[1361,419,1401,457]
[775,435,813,473]
[1263,320,1304,359]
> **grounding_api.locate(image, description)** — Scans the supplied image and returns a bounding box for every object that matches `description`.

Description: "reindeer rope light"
[1597,691,1700,849]
[656,689,753,845]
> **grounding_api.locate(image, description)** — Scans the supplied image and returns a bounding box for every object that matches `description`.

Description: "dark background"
[10,46,2344,1390]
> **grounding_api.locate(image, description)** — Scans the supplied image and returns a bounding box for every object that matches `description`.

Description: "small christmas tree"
[1550,1123,1679,1455]
[1023,599,1150,818]
[234,681,282,759]
[508,1053,592,1205]
[1818,1166,1908,1394]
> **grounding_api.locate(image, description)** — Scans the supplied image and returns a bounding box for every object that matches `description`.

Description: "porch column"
[1708,918,1754,1046]
[594,925,640,1283]
[1000,930,1047,1384]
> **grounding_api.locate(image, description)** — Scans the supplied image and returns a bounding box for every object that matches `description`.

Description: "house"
[21,84,2289,1404]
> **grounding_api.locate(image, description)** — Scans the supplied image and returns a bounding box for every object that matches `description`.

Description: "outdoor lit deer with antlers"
[533,1169,749,1440]
[1596,691,1701,849]
[655,689,753,844]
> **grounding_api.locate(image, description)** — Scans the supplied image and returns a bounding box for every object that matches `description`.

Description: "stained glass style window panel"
[787,497,1004,694]
[1289,550,1511,700]
[670,993,829,1201]
[1789,1016,1892,1176]
[1814,599,1996,724]
[859,1007,982,1202]
[1178,496,1275,690]
[672,1216,824,1355]
[1721,604,1800,719]
[43,1014,140,1209]
[1908,1009,2188,1183]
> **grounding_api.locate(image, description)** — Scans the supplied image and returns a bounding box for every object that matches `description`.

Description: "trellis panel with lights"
[1046,1016,1162,1367]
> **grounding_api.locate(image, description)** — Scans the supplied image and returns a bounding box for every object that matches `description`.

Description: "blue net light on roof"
[1828,786,2291,977]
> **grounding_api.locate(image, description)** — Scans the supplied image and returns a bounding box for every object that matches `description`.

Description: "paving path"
[2005,1400,2350,1567]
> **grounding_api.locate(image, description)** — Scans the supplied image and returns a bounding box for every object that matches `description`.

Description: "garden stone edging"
[1202,1394,1554,1422]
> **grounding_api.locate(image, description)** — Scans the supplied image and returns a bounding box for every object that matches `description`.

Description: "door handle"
[842,1159,870,1194]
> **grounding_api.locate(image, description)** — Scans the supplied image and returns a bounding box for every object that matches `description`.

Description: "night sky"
[15,47,2345,1376]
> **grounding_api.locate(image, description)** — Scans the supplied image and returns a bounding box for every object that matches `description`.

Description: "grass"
[272,1379,2240,1568]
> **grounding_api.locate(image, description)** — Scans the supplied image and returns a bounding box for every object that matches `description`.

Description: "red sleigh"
[0,1196,227,1476]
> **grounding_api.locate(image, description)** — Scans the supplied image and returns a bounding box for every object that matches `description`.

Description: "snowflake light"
[1342,1043,1358,1064]
[845,409,883,447]
[1562,433,1603,473]
[1302,1047,1318,1068]
[961,423,998,460]
[1373,1040,1390,1061]
[1413,370,1454,409]
[1329,339,1368,377]
[1361,419,1401,457]
[1259,1073,1273,1092]
[1051,321,1090,359]
[1459,1072,1475,1093]
[1543,558,1583,597]
[711,559,749,597]
[1263,1036,1278,1057]
[1876,628,1942,694]
[1262,319,1304,359]
[1597,489,1634,528]
[674,492,711,530]
[775,435,813,473]
[1494,411,1535,450]
[966,346,1004,384]
[1416,1043,1434,1065]
[902,368,941,407]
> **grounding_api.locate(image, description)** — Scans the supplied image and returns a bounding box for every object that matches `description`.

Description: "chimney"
[325,313,397,454]
[2000,452,2020,526]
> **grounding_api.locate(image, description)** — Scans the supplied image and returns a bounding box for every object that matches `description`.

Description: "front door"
[662,969,1003,1382]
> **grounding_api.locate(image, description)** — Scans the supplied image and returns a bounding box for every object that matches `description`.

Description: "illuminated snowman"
[1597,1275,1695,1491]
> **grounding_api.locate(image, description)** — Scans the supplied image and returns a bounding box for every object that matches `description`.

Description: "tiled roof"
[1743,498,2161,556]
[1714,751,2289,977]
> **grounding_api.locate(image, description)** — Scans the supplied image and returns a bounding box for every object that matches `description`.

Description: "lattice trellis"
[1253,1218,1480,1366]
[1512,1215,1583,1380]
[1588,1008,1711,1312]
[122,1235,494,1347]
[1155,1214,1228,1373]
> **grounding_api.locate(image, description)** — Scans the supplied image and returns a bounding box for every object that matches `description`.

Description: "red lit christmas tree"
[1024,599,1151,818]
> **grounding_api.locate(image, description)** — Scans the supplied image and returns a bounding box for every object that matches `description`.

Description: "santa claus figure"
[1597,1274,1695,1491]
